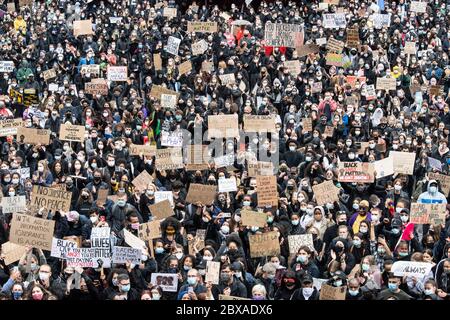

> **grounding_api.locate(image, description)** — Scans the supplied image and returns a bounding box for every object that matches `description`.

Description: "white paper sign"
[51,238,78,259]
[323,13,347,29]
[1,195,27,213]
[161,131,183,147]
[150,273,178,292]
[0,61,14,72]
[154,191,174,207]
[218,177,237,193]
[112,246,141,264]
[392,261,433,278]
[166,36,181,56]
[214,154,235,168]
[373,156,394,179]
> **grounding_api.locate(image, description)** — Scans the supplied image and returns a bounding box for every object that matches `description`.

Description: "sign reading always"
[9,213,55,251]
[31,185,72,212]
[392,261,433,278]
[264,22,304,48]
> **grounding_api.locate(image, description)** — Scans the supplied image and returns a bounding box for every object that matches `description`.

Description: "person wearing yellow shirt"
[14,15,27,33]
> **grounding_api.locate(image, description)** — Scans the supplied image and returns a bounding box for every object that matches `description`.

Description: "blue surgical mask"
[117,200,126,207]
[12,291,23,300]
[388,283,398,292]
[120,284,131,292]
[398,251,409,257]
[155,247,165,255]
[184,265,192,271]
[334,280,343,287]
[291,220,299,226]
[296,255,307,263]
[424,289,434,296]
[187,277,197,285]
[267,217,274,223]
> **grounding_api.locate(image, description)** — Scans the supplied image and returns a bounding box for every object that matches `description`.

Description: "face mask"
[12,291,23,300]
[349,289,359,296]
[400,216,409,223]
[108,160,115,167]
[32,292,44,300]
[175,253,183,260]
[120,284,131,293]
[391,228,400,235]
[31,263,38,271]
[398,251,408,257]
[117,200,126,207]
[39,272,50,281]
[90,216,98,224]
[202,217,209,223]
[152,294,161,300]
[203,255,213,262]
[360,227,368,234]
[388,283,398,292]
[348,154,355,160]
[155,248,164,255]
[292,220,300,226]
[267,217,274,223]
[296,255,307,263]
[394,185,402,191]
[303,287,314,296]
[289,146,296,151]
[221,225,230,234]
[243,201,251,207]
[8,191,15,197]
[38,166,44,172]
[251,226,259,232]
[187,277,197,285]
[12,178,19,184]
[221,273,231,282]
[429,186,437,194]
[334,280,343,287]
[353,204,359,210]
[361,263,370,272]
[184,265,192,272]
[131,223,139,230]
[377,247,385,254]
[353,240,361,248]
[424,289,434,296]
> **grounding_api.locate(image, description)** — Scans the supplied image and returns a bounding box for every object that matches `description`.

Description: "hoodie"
[417,180,447,204]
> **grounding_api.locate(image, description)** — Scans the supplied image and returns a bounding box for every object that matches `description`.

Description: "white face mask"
[90,216,98,224]
[303,287,314,297]
[175,253,183,260]
[221,225,230,234]
[203,255,213,261]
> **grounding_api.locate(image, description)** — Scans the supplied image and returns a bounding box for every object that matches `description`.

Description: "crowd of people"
[0,0,449,301]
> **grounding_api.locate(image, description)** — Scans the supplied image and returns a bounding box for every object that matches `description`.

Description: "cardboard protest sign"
[219,295,251,300]
[201,60,214,72]
[149,200,173,220]
[1,195,26,213]
[41,68,57,81]
[184,144,209,171]
[50,238,78,259]
[326,38,344,53]
[96,188,109,205]
[249,231,280,258]
[256,176,278,207]
[149,85,180,101]
[326,53,343,67]
[346,28,359,47]
[192,39,209,56]
[161,131,183,147]
[218,73,236,86]
[131,170,153,191]
[319,284,347,300]
[16,127,50,145]
[129,144,156,157]
[218,177,237,193]
[31,185,72,212]
[186,184,217,205]
[123,229,146,252]
[73,20,94,37]
[165,36,181,56]
[205,261,220,285]
[390,151,415,175]
[150,273,178,292]
[248,162,274,177]
[392,261,433,278]
[376,77,396,91]
[138,220,161,241]
[323,13,347,28]
[9,213,55,251]
[243,115,276,133]
[107,66,127,81]
[214,154,235,168]
[160,93,177,109]
[241,209,267,228]
[112,246,141,264]
[63,236,81,248]
[312,180,339,205]
[337,162,375,183]
[373,156,394,179]
[0,118,23,137]
[154,191,174,207]
[302,118,313,132]
[410,203,446,225]
[428,85,444,97]
[324,0,340,3]
[187,21,218,33]
[80,64,100,76]
[296,44,320,57]
[85,80,108,95]
[59,124,86,142]
[207,114,239,139]
[428,172,450,196]
[163,7,177,18]
[155,147,183,170]
[177,60,192,75]
[404,41,417,55]
[283,60,301,76]
[288,234,314,254]
[264,22,304,48]
[1,242,27,265]
[410,1,427,13]
[66,248,110,268]
[313,278,329,291]
[372,13,391,29]
[153,53,162,70]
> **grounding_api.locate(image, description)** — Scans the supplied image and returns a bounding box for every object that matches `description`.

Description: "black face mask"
[94,177,102,183]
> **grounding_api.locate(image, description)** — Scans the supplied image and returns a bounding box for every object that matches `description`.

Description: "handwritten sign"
[248,162,274,177]
[187,21,218,33]
[41,68,57,81]
[243,115,276,132]
[161,131,183,147]
[73,20,94,37]
[138,220,161,241]
[392,261,433,278]
[1,195,26,213]
[257,176,278,207]
[186,184,216,205]
[296,44,320,57]
[219,295,251,300]
[323,13,347,28]
[337,162,375,183]
[192,39,209,56]
[123,229,146,252]
[131,170,153,191]
[312,180,339,205]
[129,144,156,157]
[185,145,209,171]
[9,213,55,251]
[410,1,427,13]
[0,61,14,72]
[178,60,192,75]
[218,177,237,193]
[85,80,108,95]
[319,284,347,300]
[155,148,183,170]
[376,77,397,91]
[428,172,450,197]
[1,242,27,265]
[50,238,78,259]
[16,127,50,145]
[288,234,314,254]
[207,114,239,139]
[219,73,236,86]
[241,210,267,228]
[0,118,23,137]
[149,199,173,220]
[327,38,345,53]
[80,64,100,76]
[163,7,177,18]
[59,124,86,142]
[372,13,391,29]
[373,157,394,179]
[410,203,446,225]
[66,248,110,268]
[214,154,235,168]
[249,231,280,258]
[205,261,220,285]
[31,185,72,212]
[166,36,181,56]
[264,22,304,48]
[326,53,343,67]
[112,246,141,264]
[390,151,415,175]
[404,41,416,55]
[107,66,127,81]
[302,118,313,132]
[346,28,359,47]
[153,53,162,70]
[149,85,180,101]
[283,60,301,76]
[155,191,174,207]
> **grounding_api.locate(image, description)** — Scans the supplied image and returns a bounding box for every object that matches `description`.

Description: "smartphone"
[188,287,194,294]
[100,216,106,222]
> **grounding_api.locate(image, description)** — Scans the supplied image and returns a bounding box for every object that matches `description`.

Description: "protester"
[0,0,449,301]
